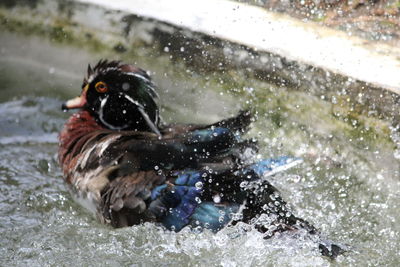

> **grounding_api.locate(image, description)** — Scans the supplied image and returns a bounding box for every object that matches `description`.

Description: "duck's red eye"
[95,81,108,93]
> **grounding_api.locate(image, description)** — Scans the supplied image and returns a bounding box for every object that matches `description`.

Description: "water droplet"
[122,82,130,91]
[231,213,243,221]
[394,149,400,159]
[195,182,203,190]
[213,194,221,203]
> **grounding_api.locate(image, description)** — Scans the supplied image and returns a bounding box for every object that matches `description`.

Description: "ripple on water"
[0,97,65,145]
[0,93,399,265]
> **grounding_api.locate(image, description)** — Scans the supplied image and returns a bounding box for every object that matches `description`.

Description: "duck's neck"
[58,110,104,176]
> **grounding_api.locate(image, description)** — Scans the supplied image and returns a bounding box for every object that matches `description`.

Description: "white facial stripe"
[100,96,108,109]
[137,107,161,137]
[123,94,161,137]
[124,72,149,82]
[88,71,158,99]
[98,93,160,135]
[98,96,129,130]
[124,72,159,97]
[104,67,119,72]
[123,94,144,109]
[155,109,159,125]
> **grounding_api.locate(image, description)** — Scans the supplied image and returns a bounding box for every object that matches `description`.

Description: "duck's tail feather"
[210,109,253,134]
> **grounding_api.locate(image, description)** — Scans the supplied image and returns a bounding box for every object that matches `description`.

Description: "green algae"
[0,6,113,53]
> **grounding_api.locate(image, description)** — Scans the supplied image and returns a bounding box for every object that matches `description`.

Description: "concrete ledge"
[1,0,399,122]
[79,0,400,94]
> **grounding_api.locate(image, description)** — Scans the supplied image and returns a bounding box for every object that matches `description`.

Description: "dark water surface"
[1,31,399,266]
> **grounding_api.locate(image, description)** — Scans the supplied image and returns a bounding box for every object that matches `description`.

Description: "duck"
[58,60,345,258]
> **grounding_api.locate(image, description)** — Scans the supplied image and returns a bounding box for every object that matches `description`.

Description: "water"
[1,31,400,266]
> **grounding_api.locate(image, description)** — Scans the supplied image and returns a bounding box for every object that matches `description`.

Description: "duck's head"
[62,60,160,135]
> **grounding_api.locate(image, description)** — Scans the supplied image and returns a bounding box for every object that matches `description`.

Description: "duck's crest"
[83,59,123,86]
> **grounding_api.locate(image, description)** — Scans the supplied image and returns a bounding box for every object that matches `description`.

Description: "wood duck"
[59,60,345,258]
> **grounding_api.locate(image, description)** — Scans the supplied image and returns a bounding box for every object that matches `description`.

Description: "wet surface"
[0,31,400,266]
[245,0,400,47]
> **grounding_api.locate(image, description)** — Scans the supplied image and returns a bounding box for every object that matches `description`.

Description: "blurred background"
[0,0,399,265]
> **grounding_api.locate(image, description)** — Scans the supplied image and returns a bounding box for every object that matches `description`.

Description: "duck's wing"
[94,115,254,227]
[103,126,242,171]
[208,109,253,133]
[161,109,253,137]
[102,110,255,172]
[159,109,257,167]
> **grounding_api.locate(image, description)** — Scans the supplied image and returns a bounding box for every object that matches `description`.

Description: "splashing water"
[0,31,399,266]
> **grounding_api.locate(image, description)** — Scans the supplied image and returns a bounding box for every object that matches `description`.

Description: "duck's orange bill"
[62,85,88,110]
